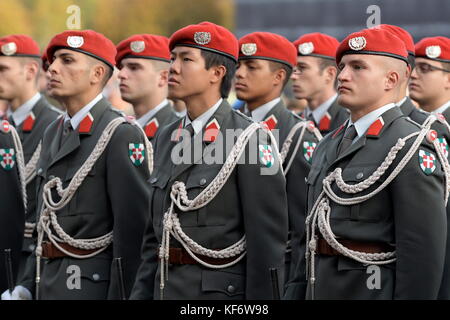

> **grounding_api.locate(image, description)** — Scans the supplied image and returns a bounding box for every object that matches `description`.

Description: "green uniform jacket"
[131,100,288,300]
[19,98,150,299]
[286,106,447,299]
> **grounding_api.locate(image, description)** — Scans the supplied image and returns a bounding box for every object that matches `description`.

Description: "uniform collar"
[248,97,281,122]
[64,93,103,130]
[305,93,337,124]
[396,96,407,107]
[7,92,41,126]
[349,103,396,139]
[184,98,223,135]
[136,98,169,128]
[433,100,450,114]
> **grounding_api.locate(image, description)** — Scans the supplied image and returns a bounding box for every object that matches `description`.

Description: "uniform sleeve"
[237,129,289,299]
[105,123,150,299]
[392,142,447,299]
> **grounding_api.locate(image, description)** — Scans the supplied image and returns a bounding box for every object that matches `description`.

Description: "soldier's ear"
[385,70,400,91]
[210,65,226,85]
[159,69,169,87]
[90,63,107,86]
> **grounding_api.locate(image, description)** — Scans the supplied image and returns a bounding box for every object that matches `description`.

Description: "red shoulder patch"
[78,112,94,133]
[144,118,159,138]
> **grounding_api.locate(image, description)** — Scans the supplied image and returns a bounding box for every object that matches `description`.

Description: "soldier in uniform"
[0,35,62,281]
[409,36,450,299]
[3,30,151,300]
[292,33,349,135]
[234,32,322,284]
[0,120,25,295]
[286,28,448,299]
[130,22,288,300]
[116,34,178,142]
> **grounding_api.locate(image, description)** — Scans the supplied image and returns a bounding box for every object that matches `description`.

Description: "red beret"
[169,21,238,62]
[415,36,450,63]
[293,33,339,60]
[0,34,40,57]
[238,32,297,68]
[378,24,415,56]
[46,30,116,69]
[116,34,170,66]
[336,28,408,65]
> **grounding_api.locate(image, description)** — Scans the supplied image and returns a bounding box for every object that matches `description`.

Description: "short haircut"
[441,61,450,72]
[88,58,113,88]
[317,57,338,88]
[268,61,292,88]
[200,50,236,98]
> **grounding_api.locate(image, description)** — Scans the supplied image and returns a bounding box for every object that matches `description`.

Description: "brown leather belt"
[41,241,100,259]
[167,247,238,265]
[316,237,394,256]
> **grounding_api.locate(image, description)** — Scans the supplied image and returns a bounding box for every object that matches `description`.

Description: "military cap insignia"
[303,141,317,164]
[194,32,211,45]
[259,144,274,168]
[348,36,366,51]
[1,120,11,133]
[78,112,94,133]
[263,114,278,131]
[426,45,441,59]
[130,41,146,53]
[241,43,257,56]
[22,112,36,132]
[129,143,145,166]
[67,36,84,48]
[204,118,220,142]
[419,149,436,175]
[0,148,15,170]
[438,137,449,158]
[1,42,17,56]
[299,42,314,55]
[144,118,159,138]
[318,112,331,131]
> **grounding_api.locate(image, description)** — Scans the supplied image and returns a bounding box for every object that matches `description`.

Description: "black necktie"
[337,125,357,157]
[185,123,195,137]
[306,113,315,124]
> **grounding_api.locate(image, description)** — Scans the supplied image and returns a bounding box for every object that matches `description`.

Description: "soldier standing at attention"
[286,28,449,300]
[3,30,151,300]
[116,34,178,143]
[292,33,349,135]
[234,32,322,285]
[130,22,288,300]
[0,35,62,281]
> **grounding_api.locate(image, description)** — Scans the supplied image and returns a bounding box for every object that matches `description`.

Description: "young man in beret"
[116,34,178,142]
[131,22,288,300]
[286,28,448,300]
[3,30,150,300]
[292,33,349,135]
[0,35,62,281]
[234,31,322,285]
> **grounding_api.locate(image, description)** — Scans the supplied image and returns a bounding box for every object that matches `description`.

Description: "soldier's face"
[47,49,92,99]
[168,46,214,100]
[337,54,390,111]
[0,56,28,101]
[291,56,329,100]
[409,57,450,107]
[235,59,280,104]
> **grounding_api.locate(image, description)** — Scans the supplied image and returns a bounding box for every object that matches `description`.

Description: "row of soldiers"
[0,21,450,300]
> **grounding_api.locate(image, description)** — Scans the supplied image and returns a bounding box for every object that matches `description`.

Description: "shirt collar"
[396,96,407,107]
[7,92,41,126]
[248,97,281,122]
[305,93,337,124]
[136,99,169,128]
[64,93,103,130]
[349,103,396,139]
[433,100,450,114]
[184,98,223,135]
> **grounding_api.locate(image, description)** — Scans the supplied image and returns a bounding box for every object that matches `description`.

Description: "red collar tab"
[22,112,36,132]
[78,112,94,133]
[144,118,159,138]
[263,114,278,131]
[366,117,385,137]
[319,112,331,131]
[171,120,184,142]
[204,118,220,142]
